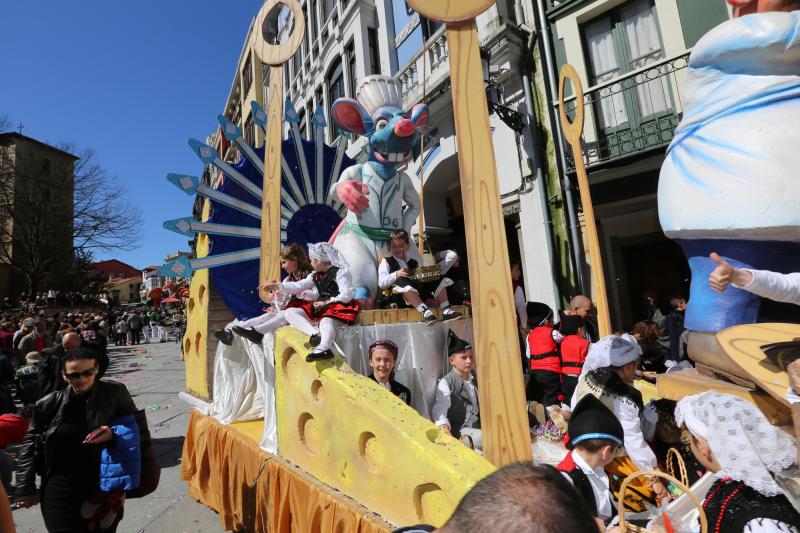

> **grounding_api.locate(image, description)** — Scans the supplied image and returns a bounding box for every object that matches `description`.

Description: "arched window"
[326,60,345,111]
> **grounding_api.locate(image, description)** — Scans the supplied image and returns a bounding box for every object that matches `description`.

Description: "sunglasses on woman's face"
[64,368,97,380]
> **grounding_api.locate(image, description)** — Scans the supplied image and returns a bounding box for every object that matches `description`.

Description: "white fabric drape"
[209,333,266,425]
[208,326,279,453]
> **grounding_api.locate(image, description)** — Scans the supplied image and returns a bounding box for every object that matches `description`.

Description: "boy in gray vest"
[431,331,482,450]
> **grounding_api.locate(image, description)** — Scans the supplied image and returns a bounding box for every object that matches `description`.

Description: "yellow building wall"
[274,327,496,527]
[184,199,212,400]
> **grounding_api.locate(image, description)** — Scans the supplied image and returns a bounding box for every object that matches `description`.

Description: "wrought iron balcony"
[395,26,450,109]
[555,51,690,171]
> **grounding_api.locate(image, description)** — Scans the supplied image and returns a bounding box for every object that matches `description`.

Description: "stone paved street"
[11,341,226,533]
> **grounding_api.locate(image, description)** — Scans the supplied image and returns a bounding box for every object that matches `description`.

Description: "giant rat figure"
[329,76,429,298]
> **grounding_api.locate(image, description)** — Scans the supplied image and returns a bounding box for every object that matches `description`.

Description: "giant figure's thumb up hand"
[709,252,734,292]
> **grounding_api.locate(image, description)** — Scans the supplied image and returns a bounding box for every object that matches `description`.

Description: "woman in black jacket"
[15,347,138,532]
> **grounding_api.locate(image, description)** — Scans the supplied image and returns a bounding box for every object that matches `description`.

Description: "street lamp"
[480,47,525,133]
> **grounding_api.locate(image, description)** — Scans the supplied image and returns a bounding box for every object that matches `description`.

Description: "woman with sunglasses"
[15,347,138,532]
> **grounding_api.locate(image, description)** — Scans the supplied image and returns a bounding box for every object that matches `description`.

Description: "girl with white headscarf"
[571,334,666,511]
[262,243,359,362]
[676,391,800,532]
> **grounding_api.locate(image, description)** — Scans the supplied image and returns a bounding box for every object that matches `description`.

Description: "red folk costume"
[560,335,590,377]
[527,326,561,374]
[294,266,359,324]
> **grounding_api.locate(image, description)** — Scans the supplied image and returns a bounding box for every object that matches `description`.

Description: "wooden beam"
[405,0,532,467]
[558,65,612,337]
[252,0,305,303]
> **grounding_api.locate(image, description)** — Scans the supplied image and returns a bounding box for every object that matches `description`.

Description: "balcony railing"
[554,51,691,171]
[395,26,450,109]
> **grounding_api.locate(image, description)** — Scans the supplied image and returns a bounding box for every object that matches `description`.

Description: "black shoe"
[422,313,439,326]
[442,309,463,321]
[232,325,264,344]
[214,329,234,346]
[305,349,334,362]
[308,333,321,347]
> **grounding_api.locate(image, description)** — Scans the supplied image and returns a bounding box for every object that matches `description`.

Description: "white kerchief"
[675,391,795,496]
[579,334,642,379]
[308,242,349,270]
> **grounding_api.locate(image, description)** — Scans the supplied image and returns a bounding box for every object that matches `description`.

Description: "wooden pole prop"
[405,0,532,466]
[558,65,611,337]
[253,0,305,303]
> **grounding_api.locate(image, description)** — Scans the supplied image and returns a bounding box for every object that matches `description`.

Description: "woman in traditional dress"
[675,391,800,532]
[570,334,667,511]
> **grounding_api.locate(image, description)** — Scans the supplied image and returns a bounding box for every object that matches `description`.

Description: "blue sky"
[0,1,262,269]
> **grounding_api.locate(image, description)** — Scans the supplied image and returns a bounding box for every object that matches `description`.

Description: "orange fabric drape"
[181,412,391,533]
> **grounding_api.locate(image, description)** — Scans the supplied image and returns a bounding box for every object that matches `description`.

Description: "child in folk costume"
[559,315,590,402]
[525,302,563,407]
[432,331,482,450]
[262,243,359,362]
[367,339,412,405]
[377,229,462,324]
[557,394,624,525]
[214,244,317,346]
[570,334,667,512]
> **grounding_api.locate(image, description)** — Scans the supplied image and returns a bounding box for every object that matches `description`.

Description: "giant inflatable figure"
[658,2,800,333]
[330,76,429,298]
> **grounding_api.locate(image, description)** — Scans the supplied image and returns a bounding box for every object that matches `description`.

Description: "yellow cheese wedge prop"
[274,327,495,527]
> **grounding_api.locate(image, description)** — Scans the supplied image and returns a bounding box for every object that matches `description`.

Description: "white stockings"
[283,308,340,352]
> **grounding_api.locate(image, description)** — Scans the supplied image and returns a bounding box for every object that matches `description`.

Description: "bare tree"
[62,143,142,256]
[0,115,11,133]
[0,139,142,295]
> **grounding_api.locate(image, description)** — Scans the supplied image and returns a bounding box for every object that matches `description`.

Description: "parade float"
[160,1,531,530]
[161,0,800,530]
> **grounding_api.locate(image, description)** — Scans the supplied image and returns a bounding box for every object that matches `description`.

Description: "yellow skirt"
[605,456,657,513]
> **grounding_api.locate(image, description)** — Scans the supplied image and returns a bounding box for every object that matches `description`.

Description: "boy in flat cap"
[432,331,481,450]
[557,394,623,524]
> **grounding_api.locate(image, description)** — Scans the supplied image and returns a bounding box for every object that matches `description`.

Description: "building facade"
[91,259,141,281]
[539,0,733,328]
[212,0,565,313]
[104,276,142,305]
[0,133,77,300]
[206,0,738,328]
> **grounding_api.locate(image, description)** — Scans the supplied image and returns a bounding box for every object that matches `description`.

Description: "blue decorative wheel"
[163,101,356,319]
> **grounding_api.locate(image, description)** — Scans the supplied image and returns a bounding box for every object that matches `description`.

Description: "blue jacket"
[100,413,141,492]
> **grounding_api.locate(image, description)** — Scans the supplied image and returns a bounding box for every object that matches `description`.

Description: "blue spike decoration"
[161,99,356,319]
[312,105,326,204]
[217,114,265,174]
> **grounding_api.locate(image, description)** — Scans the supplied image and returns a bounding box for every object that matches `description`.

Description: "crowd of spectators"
[0,300,184,500]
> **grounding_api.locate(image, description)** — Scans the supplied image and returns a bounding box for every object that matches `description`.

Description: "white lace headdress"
[308,242,349,270]
[579,333,642,379]
[675,391,795,496]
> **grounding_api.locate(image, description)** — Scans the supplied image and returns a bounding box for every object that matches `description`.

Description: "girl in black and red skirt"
[263,242,359,362]
[215,243,316,346]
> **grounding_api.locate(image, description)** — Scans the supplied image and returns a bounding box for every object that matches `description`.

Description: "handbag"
[126,409,160,498]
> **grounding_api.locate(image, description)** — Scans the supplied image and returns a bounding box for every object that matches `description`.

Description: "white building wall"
[225,0,559,308]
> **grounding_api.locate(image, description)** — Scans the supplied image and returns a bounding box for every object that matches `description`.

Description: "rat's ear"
[411,103,429,130]
[331,98,373,135]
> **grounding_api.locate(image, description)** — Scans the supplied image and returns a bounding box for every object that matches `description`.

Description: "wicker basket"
[666,447,689,487]
[618,470,707,533]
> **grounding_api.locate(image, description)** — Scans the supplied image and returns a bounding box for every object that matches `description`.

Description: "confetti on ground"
[146,403,170,412]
